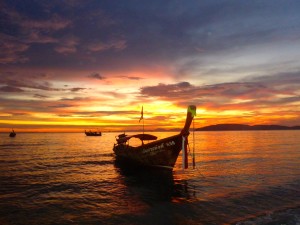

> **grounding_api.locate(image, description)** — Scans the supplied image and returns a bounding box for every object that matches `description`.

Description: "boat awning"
[130,134,157,141]
[116,133,157,144]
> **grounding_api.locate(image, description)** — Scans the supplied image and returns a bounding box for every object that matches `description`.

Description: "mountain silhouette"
[196,124,300,131]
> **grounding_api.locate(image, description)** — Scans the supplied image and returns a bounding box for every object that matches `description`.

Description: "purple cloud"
[0,34,29,64]
[0,85,24,92]
[140,79,300,110]
[0,75,62,91]
[87,39,127,52]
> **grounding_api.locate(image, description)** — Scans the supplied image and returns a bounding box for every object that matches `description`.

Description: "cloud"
[48,104,74,108]
[54,45,77,54]
[60,97,88,101]
[0,3,73,64]
[21,14,71,31]
[25,31,58,44]
[0,85,24,92]
[70,87,86,92]
[0,73,62,91]
[140,82,195,99]
[2,0,299,74]
[140,77,300,110]
[33,94,48,98]
[118,76,144,80]
[74,110,137,117]
[54,35,80,54]
[1,4,71,36]
[0,34,29,64]
[87,39,127,52]
[245,71,300,88]
[88,73,105,80]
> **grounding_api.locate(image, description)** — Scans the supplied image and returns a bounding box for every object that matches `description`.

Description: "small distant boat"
[113,105,196,170]
[85,130,102,136]
[9,129,16,137]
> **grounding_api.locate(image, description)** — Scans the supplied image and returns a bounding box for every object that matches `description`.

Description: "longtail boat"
[85,130,102,136]
[113,105,196,170]
[9,129,16,137]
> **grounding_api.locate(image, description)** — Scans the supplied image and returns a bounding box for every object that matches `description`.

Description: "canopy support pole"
[182,136,188,169]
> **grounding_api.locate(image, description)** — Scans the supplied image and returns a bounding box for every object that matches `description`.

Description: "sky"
[1,0,300,132]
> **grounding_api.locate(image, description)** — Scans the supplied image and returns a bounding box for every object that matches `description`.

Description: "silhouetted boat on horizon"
[85,130,102,136]
[9,129,16,137]
[113,105,196,170]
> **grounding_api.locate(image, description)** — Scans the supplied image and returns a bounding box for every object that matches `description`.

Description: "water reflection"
[113,161,195,204]
[1,131,299,225]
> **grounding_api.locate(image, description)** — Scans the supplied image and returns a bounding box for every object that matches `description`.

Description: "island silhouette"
[196,124,300,131]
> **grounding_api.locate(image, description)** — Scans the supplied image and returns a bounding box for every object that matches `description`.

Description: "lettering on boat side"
[166,141,175,147]
[142,141,176,154]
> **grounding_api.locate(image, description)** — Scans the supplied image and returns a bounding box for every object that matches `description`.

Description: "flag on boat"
[139,106,143,122]
[188,105,196,117]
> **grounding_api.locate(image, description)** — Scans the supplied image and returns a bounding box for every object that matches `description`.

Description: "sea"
[0,131,300,225]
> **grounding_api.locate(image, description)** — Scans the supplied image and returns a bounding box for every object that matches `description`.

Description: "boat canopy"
[116,133,157,144]
[131,134,157,141]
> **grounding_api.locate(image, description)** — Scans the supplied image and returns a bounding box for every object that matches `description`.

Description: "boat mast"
[139,106,144,134]
[192,117,195,169]
[182,136,188,169]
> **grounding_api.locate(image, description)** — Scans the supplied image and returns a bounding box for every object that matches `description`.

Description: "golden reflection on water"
[171,130,300,200]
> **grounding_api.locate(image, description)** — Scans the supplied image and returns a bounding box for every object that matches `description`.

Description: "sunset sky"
[1,0,300,132]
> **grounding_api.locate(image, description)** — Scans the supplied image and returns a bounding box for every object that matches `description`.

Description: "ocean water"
[0,131,300,225]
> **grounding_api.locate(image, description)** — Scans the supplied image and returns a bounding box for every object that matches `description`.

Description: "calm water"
[0,131,300,225]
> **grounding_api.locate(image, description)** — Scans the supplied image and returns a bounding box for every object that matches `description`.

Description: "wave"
[236,207,300,225]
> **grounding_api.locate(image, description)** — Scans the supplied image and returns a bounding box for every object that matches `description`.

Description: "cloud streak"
[0,74,62,92]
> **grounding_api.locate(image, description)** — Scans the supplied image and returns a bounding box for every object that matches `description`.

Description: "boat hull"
[85,133,101,136]
[113,134,183,169]
[9,133,16,137]
[85,131,102,136]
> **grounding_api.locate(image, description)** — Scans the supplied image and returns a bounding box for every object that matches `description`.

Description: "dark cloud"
[0,73,62,91]
[140,77,300,109]
[33,94,48,98]
[87,39,127,52]
[48,104,74,108]
[0,85,24,92]
[54,35,80,55]
[21,15,71,32]
[127,76,143,80]
[70,87,87,92]
[0,34,29,64]
[245,71,300,87]
[141,82,194,98]
[59,97,90,102]
[74,110,137,117]
[1,0,299,70]
[88,73,105,80]
[0,97,48,113]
